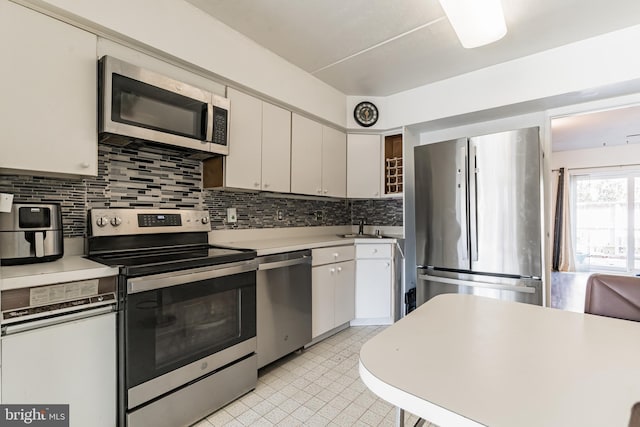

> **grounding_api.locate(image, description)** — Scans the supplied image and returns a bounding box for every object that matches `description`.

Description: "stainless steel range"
[87,208,257,427]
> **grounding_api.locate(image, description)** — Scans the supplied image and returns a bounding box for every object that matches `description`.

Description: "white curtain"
[552,169,576,271]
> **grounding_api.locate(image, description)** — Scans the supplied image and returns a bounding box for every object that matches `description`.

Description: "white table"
[359,294,640,427]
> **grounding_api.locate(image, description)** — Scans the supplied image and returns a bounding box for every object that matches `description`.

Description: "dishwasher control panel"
[1,276,117,324]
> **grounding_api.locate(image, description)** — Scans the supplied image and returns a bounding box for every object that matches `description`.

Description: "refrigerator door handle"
[417,274,537,294]
[469,143,479,262]
[459,145,469,260]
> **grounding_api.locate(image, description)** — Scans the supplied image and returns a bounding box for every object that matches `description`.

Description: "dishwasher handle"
[2,305,115,336]
[258,256,311,271]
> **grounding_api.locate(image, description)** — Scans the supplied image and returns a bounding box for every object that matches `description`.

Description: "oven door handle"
[127,259,257,294]
[258,256,311,271]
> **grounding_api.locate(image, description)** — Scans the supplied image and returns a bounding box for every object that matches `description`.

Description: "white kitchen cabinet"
[333,260,356,326]
[322,127,347,197]
[0,1,98,177]
[347,134,382,198]
[312,265,337,337]
[225,88,263,190]
[261,102,292,192]
[311,246,355,338]
[291,113,346,197]
[291,114,323,195]
[219,88,291,192]
[354,243,394,325]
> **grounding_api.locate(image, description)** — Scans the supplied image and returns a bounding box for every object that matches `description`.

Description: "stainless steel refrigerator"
[414,127,543,306]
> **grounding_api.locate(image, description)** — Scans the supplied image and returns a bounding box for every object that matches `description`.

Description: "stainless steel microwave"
[99,56,229,156]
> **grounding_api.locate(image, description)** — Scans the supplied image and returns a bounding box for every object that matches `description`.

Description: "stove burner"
[88,244,256,277]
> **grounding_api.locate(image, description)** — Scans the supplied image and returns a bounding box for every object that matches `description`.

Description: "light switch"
[0,193,13,213]
[227,207,237,223]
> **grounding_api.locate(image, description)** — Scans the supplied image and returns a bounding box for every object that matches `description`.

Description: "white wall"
[417,112,547,145]
[552,144,640,171]
[18,0,347,126]
[346,24,640,131]
[549,93,640,170]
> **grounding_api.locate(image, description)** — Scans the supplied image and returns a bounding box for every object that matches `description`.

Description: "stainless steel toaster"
[0,203,64,265]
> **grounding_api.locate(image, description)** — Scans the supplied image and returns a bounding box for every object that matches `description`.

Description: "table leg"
[395,407,405,427]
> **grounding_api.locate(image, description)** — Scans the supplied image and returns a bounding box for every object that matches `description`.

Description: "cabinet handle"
[254,182,260,187]
[317,189,322,194]
[333,253,339,258]
[80,162,90,168]
[264,183,270,188]
[386,262,390,268]
[374,192,379,196]
[323,189,328,194]
[337,267,342,273]
[330,268,336,274]
[372,249,378,254]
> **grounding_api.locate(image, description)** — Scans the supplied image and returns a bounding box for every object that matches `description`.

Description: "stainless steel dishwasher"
[257,249,312,368]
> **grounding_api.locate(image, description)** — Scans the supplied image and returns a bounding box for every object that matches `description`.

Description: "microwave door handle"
[205,102,214,142]
[34,231,44,258]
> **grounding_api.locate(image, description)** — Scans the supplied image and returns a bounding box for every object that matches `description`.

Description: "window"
[571,171,640,272]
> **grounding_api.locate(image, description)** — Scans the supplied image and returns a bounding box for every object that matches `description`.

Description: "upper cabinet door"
[261,102,291,193]
[322,127,347,198]
[0,1,98,177]
[291,113,323,196]
[225,88,263,190]
[347,134,381,198]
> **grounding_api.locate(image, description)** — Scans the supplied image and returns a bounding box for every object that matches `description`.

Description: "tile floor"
[192,326,437,427]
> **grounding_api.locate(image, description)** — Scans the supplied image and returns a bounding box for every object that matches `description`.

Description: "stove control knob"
[96,217,109,227]
[111,217,122,227]
[201,216,210,224]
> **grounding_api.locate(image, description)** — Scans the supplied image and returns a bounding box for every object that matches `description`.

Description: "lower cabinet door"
[312,265,335,338]
[356,259,392,319]
[334,260,355,326]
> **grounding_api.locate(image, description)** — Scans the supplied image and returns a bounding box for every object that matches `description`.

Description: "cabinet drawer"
[312,245,355,266]
[356,244,392,259]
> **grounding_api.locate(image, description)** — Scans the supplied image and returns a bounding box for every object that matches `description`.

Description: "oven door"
[124,259,257,410]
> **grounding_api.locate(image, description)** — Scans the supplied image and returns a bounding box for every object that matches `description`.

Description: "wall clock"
[353,101,379,127]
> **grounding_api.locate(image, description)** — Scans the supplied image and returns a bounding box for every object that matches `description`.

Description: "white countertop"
[216,234,398,256]
[1,256,119,290]
[0,227,402,289]
[210,225,403,256]
[359,294,640,427]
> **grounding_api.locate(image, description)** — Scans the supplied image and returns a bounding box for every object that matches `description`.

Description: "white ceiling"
[185,0,640,96]
[552,106,640,152]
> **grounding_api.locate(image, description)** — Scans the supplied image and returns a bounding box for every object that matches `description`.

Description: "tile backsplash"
[0,143,402,237]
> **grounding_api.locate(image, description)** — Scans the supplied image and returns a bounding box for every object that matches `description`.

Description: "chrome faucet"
[358,219,365,235]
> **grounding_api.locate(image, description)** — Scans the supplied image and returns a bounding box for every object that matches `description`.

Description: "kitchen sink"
[338,233,384,239]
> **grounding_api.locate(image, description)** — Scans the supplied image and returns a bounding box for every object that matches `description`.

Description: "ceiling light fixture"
[437,0,507,48]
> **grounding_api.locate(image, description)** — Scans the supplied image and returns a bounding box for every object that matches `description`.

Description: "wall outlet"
[226,207,237,223]
[315,210,323,221]
[277,210,284,221]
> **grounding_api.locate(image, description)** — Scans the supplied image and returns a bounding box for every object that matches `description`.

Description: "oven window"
[155,288,239,369]
[125,271,256,388]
